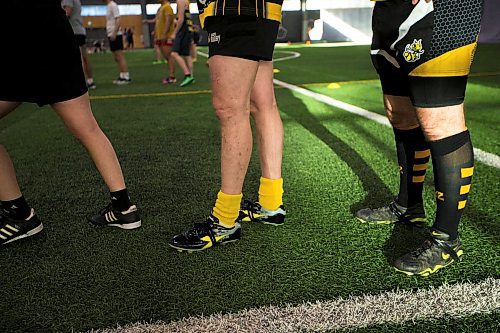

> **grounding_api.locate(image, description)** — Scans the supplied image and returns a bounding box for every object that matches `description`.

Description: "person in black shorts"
[171,0,195,87]
[126,27,134,49]
[103,0,131,84]
[356,0,483,276]
[169,0,286,252]
[0,1,141,246]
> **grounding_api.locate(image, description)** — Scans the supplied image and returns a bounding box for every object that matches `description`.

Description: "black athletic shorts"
[0,3,87,106]
[75,34,86,47]
[205,15,279,62]
[172,30,193,56]
[109,36,124,52]
[371,0,483,107]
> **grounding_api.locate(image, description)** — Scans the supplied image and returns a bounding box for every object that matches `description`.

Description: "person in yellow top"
[169,0,286,252]
[143,0,177,84]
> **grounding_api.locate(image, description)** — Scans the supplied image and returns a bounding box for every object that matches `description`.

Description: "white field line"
[273,78,500,169]
[93,278,500,333]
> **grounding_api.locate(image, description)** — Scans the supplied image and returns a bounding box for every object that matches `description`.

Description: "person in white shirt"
[102,0,131,84]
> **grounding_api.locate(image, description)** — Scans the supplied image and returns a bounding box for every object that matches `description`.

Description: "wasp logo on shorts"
[209,32,221,44]
[403,39,424,63]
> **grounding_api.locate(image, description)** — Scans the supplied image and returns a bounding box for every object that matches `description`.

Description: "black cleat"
[169,215,241,252]
[238,200,286,226]
[393,231,463,277]
[0,209,43,245]
[356,201,425,226]
[88,204,141,230]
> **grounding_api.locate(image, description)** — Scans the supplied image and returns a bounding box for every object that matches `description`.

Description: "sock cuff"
[259,177,283,188]
[217,191,243,201]
[393,127,426,142]
[429,130,471,157]
[212,191,242,227]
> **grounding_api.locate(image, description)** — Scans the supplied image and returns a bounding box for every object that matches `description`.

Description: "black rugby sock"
[393,127,430,208]
[1,196,31,220]
[110,188,132,212]
[429,130,473,240]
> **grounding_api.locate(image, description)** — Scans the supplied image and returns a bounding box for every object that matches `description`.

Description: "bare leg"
[112,50,129,73]
[415,103,466,141]
[209,56,259,194]
[191,43,197,62]
[250,61,283,179]
[80,46,93,80]
[183,55,193,76]
[51,94,126,192]
[0,101,22,201]
[172,52,190,75]
[160,45,175,77]
[384,95,419,130]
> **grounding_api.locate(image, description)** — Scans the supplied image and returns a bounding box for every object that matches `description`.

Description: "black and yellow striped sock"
[394,127,430,208]
[429,130,474,240]
[258,177,284,211]
[212,191,242,228]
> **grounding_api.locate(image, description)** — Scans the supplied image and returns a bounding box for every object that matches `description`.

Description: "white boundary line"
[273,78,500,169]
[94,278,500,333]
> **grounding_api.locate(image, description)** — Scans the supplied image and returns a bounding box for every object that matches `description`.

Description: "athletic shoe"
[88,204,141,230]
[179,76,195,87]
[87,82,97,90]
[152,60,162,65]
[162,77,177,84]
[355,201,425,226]
[169,215,241,252]
[0,209,43,245]
[393,231,463,276]
[238,200,286,226]
[112,78,132,85]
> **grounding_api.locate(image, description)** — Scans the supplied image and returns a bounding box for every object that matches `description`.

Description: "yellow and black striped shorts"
[370,0,483,107]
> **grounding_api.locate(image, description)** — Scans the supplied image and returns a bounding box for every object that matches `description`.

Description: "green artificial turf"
[0,44,498,332]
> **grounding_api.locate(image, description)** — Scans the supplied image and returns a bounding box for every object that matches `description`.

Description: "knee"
[250,98,277,117]
[69,121,101,142]
[213,98,249,122]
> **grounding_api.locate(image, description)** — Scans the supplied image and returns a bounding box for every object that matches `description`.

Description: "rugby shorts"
[371,0,483,107]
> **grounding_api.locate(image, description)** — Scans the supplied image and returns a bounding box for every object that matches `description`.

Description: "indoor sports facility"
[1,0,499,332]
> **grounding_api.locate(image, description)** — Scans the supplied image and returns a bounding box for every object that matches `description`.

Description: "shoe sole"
[169,238,239,253]
[356,217,426,226]
[3,223,44,245]
[106,220,142,230]
[180,79,195,87]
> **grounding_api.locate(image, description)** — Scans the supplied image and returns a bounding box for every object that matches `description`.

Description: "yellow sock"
[258,177,284,211]
[212,191,242,228]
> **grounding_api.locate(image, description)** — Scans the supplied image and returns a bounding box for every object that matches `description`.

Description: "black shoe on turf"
[88,204,141,229]
[393,231,463,277]
[169,215,241,252]
[0,209,43,245]
[355,200,425,226]
[238,200,286,226]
